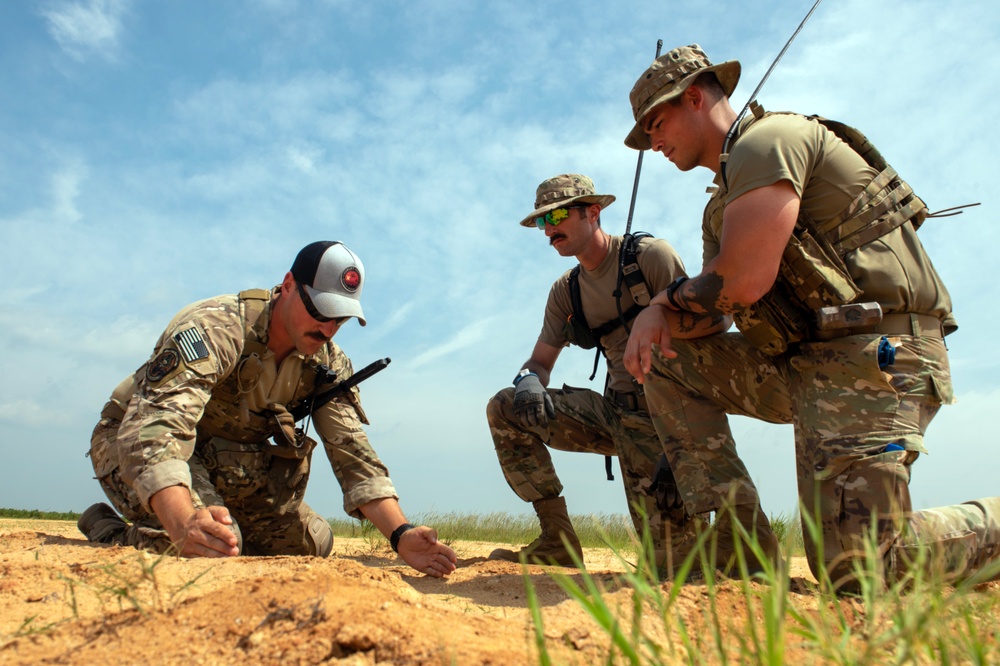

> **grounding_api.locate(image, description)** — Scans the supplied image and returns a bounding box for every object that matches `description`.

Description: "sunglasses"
[535,205,588,229]
[296,281,350,325]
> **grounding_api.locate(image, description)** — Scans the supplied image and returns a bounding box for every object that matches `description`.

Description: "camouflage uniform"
[88,288,396,556]
[489,235,716,565]
[642,111,1000,588]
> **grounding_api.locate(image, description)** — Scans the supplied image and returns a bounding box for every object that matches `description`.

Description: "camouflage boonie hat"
[624,44,741,151]
[518,174,616,228]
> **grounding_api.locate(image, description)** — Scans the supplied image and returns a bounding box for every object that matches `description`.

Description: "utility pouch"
[780,226,862,310]
[733,282,810,356]
[267,452,311,515]
[199,436,270,502]
[563,315,601,351]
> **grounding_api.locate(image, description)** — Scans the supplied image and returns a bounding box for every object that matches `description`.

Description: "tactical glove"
[512,374,555,428]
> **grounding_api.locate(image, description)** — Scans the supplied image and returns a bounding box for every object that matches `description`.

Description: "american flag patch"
[174,327,210,363]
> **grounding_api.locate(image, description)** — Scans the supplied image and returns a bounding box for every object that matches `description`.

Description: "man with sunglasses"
[78,241,457,578]
[486,174,778,575]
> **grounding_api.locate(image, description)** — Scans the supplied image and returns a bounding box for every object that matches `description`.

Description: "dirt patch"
[1,519,996,664]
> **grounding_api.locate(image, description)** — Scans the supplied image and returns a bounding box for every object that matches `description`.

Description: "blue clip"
[877,336,896,368]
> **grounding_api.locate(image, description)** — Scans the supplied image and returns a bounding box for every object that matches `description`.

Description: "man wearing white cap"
[79,241,457,578]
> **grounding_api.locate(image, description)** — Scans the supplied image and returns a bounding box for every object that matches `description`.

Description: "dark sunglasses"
[296,281,350,325]
[534,205,588,229]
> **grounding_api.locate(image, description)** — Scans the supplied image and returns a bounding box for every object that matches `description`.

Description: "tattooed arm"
[625,181,799,382]
[663,181,800,316]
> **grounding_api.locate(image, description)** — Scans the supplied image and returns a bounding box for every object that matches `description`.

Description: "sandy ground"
[1,519,996,665]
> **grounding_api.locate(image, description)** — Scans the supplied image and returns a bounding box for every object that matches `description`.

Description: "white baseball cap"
[290,241,366,326]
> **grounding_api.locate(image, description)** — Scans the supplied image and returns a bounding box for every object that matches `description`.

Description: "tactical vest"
[715,103,929,355]
[564,233,652,379]
[106,290,334,443]
[196,289,332,444]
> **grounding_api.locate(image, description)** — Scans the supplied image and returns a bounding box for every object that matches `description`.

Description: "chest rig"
[564,233,652,379]
[196,289,332,444]
[714,103,929,355]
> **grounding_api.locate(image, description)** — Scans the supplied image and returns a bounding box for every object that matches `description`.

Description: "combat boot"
[705,503,781,577]
[489,497,584,567]
[78,502,129,545]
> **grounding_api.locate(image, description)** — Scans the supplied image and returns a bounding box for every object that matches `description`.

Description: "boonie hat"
[290,241,367,326]
[517,174,616,228]
[625,44,741,151]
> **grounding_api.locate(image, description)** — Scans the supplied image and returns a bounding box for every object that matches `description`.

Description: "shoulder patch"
[174,327,210,363]
[146,348,180,382]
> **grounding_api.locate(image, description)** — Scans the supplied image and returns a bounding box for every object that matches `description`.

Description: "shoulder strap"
[619,232,652,307]
[237,289,271,358]
[567,265,588,330]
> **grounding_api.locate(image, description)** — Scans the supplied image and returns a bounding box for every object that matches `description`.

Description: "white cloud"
[42,0,128,62]
[406,318,496,371]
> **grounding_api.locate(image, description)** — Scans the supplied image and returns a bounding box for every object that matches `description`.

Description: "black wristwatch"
[665,276,689,310]
[390,522,416,553]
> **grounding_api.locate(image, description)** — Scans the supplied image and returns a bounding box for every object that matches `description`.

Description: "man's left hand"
[397,526,458,578]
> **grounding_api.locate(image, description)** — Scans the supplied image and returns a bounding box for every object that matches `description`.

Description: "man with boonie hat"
[78,241,457,578]
[487,173,769,574]
[622,44,1000,590]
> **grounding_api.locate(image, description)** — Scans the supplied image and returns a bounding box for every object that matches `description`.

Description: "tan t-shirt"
[539,235,686,392]
[704,112,954,327]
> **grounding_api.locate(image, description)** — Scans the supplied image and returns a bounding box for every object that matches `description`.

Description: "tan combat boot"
[78,502,129,545]
[489,497,584,567]
[707,503,782,577]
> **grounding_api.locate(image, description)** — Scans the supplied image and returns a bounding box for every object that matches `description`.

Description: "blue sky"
[1,0,997,526]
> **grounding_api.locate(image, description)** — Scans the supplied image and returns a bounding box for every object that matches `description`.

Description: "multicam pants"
[486,385,693,561]
[643,331,1000,587]
[88,418,333,557]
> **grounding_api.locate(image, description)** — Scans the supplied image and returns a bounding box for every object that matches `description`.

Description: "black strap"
[605,455,615,481]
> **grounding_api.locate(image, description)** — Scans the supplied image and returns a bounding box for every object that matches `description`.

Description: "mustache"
[549,233,566,246]
[305,331,330,342]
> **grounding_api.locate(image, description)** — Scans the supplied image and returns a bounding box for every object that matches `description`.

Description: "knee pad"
[305,513,334,557]
[228,518,244,555]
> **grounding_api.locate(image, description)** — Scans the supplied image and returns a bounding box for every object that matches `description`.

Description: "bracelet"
[390,522,416,553]
[665,276,689,310]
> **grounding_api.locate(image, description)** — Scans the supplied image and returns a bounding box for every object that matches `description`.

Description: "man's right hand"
[151,486,240,558]
[512,374,555,428]
[172,506,241,558]
[624,304,677,383]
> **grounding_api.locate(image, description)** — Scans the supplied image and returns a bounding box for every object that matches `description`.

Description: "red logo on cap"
[342,267,361,292]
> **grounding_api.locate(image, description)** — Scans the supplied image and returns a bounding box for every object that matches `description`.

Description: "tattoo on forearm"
[675,312,726,334]
[677,271,748,316]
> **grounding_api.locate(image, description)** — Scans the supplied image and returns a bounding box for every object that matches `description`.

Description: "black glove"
[651,453,683,512]
[512,374,555,428]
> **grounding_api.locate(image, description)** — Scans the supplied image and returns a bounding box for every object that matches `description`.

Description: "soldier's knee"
[228,517,245,555]
[486,388,516,426]
[805,448,915,585]
[305,514,334,557]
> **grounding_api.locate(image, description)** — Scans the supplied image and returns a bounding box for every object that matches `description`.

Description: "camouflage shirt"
[105,289,396,517]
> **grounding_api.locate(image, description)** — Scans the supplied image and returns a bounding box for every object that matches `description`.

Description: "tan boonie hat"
[624,44,741,151]
[518,174,616,228]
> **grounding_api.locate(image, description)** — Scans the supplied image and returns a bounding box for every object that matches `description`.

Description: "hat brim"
[304,284,367,326]
[518,194,616,228]
[624,60,741,151]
